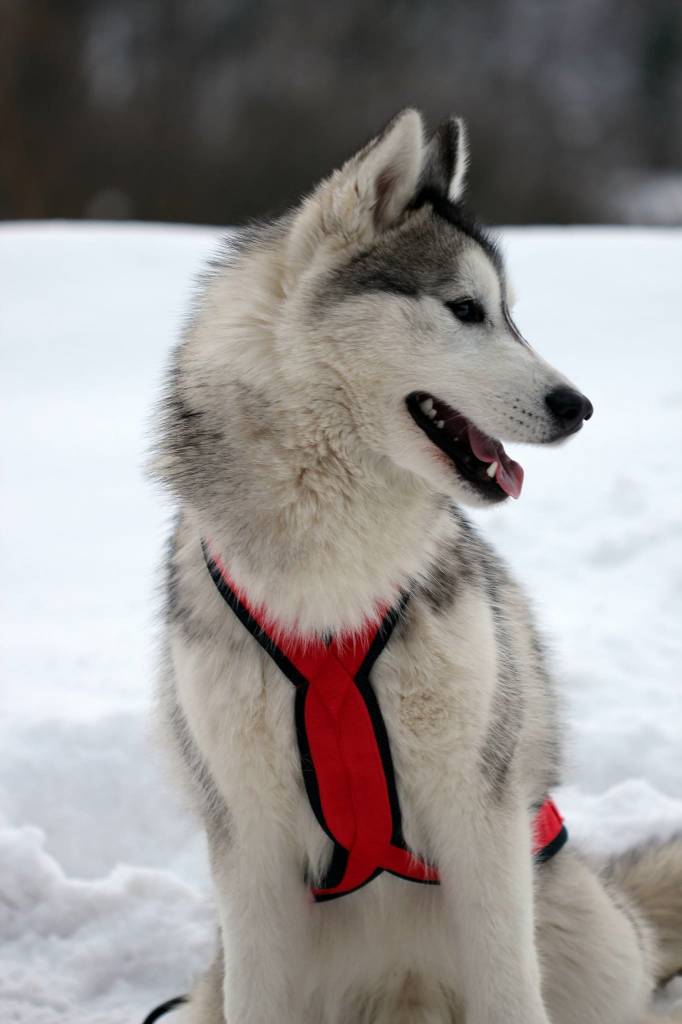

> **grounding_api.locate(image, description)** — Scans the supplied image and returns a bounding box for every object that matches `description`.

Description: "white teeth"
[436,420,444,429]
[486,461,498,478]
[420,398,434,414]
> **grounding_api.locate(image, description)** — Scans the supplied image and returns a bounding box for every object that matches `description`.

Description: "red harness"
[204,543,567,901]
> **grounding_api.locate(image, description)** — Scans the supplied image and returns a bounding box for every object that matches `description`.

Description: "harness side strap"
[533,799,567,862]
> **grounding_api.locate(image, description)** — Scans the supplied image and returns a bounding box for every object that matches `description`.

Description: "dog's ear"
[284,110,424,287]
[421,117,469,203]
[324,109,425,241]
[353,108,425,230]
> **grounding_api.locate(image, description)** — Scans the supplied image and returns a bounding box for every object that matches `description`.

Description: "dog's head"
[280,108,592,506]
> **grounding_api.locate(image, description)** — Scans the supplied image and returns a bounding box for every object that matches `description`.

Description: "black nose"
[545,387,593,432]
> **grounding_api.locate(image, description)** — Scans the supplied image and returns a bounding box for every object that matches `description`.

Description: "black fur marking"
[166,390,224,452]
[164,531,181,624]
[420,533,477,615]
[502,300,530,346]
[201,217,292,280]
[438,120,459,189]
[417,509,525,799]
[168,694,232,844]
[164,529,215,644]
[318,182,503,308]
[479,585,525,799]
[421,559,461,615]
[410,186,503,274]
[444,513,525,798]
[327,249,420,300]
[529,629,563,794]
[421,119,459,197]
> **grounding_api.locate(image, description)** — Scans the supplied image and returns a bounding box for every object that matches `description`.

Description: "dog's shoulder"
[414,504,512,617]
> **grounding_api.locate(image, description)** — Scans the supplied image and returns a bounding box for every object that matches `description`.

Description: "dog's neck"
[195,402,452,635]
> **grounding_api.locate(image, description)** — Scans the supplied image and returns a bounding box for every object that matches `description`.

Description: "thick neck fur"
[155,226,453,636]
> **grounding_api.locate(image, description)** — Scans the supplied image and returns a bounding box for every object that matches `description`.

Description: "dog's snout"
[545,387,593,432]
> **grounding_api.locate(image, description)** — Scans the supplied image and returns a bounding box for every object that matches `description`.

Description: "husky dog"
[151,110,682,1024]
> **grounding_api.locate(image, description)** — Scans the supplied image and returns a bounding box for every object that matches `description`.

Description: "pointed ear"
[327,108,426,240]
[422,117,469,202]
[283,110,425,289]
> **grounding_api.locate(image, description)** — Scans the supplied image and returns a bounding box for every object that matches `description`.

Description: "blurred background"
[2,0,682,227]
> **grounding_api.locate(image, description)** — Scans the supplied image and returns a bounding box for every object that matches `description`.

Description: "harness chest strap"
[202,542,567,901]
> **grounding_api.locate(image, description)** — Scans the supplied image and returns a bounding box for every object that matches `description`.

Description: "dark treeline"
[2,0,681,226]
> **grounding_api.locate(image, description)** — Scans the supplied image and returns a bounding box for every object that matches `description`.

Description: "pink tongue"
[466,424,525,499]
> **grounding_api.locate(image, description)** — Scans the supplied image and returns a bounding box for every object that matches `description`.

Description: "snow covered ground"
[1,222,681,1023]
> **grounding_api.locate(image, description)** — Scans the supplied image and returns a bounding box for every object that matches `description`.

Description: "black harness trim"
[141,995,188,1024]
[535,823,568,863]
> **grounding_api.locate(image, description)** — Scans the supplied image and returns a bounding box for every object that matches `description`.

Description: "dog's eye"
[445,298,485,324]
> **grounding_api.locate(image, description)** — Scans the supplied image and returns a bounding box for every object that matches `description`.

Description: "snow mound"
[0,815,214,1024]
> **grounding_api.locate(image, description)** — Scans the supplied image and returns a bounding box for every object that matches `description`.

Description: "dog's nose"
[545,387,593,431]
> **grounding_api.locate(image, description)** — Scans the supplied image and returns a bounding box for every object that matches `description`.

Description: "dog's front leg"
[210,835,311,1024]
[433,793,551,1024]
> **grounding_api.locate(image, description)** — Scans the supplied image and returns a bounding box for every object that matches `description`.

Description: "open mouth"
[406,392,524,500]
